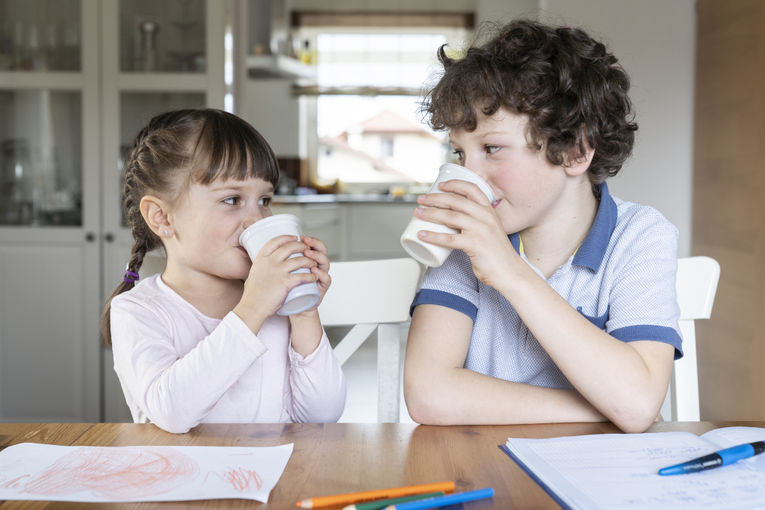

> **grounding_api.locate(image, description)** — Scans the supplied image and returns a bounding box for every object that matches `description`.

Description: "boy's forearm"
[405,365,605,426]
[494,262,672,431]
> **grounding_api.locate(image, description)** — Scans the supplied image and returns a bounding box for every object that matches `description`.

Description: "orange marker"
[296,481,455,509]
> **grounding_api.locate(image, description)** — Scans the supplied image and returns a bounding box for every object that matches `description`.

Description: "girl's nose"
[242,211,265,230]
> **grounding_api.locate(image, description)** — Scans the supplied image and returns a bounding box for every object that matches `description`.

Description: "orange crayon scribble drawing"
[217,467,263,492]
[21,447,199,500]
[1,474,30,489]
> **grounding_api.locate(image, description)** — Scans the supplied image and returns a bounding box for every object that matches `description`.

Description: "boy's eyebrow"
[449,130,507,144]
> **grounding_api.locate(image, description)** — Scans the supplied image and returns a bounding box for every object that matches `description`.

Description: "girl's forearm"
[289,311,323,357]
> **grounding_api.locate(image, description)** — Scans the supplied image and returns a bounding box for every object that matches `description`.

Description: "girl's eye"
[258,196,272,207]
[485,145,500,155]
[223,196,240,206]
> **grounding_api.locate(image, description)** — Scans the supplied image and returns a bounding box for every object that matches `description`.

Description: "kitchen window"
[292,13,472,193]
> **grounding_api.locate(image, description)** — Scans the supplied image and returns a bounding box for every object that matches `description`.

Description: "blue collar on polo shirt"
[507,182,617,272]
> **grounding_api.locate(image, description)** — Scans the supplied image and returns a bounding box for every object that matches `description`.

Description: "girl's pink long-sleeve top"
[110,274,346,433]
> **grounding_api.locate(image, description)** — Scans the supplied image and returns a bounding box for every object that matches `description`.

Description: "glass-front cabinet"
[0,0,226,423]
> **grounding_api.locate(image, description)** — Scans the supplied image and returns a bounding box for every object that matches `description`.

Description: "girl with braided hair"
[100,109,345,433]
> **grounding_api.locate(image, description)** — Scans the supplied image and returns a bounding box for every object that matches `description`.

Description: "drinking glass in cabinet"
[119,0,206,72]
[0,0,81,72]
[0,90,82,226]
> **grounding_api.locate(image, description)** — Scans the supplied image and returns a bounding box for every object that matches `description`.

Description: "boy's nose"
[462,158,489,182]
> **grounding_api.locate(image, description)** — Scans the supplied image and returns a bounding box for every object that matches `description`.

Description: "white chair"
[661,256,720,421]
[318,258,422,422]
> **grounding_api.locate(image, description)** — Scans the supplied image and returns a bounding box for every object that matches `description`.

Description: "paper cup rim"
[239,214,300,245]
[436,164,495,202]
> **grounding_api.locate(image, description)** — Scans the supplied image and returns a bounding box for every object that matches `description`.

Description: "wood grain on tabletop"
[0,421,742,510]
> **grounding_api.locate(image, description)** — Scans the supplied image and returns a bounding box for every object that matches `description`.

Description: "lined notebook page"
[503,427,765,510]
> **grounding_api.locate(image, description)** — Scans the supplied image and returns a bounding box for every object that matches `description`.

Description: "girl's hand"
[233,235,318,331]
[414,180,519,289]
[289,236,331,320]
[288,235,331,356]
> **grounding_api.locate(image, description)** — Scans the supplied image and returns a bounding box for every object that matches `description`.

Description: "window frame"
[290,11,473,192]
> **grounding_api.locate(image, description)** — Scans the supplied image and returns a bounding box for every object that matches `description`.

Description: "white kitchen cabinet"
[345,203,414,261]
[271,200,415,262]
[0,0,226,423]
[0,0,101,422]
[270,202,345,260]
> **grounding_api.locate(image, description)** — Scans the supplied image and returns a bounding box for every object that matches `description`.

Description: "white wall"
[535,0,696,256]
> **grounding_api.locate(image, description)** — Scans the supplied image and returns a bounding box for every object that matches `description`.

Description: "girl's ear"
[139,195,173,238]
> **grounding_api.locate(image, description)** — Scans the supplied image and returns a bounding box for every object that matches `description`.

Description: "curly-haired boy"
[404,19,680,433]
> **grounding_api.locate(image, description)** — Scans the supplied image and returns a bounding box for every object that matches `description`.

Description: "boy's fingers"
[415,229,460,249]
[415,206,471,231]
[438,179,493,205]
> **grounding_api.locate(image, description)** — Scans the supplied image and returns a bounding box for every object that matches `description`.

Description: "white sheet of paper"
[0,442,293,503]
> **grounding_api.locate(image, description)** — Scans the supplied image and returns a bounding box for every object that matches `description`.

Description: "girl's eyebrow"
[209,183,274,193]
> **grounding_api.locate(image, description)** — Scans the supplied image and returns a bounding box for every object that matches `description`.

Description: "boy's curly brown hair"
[421,19,638,195]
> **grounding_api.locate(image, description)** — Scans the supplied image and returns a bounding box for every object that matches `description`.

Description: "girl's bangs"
[189,113,280,186]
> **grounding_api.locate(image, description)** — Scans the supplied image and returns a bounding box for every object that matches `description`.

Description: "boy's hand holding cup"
[239,214,321,316]
[400,163,496,267]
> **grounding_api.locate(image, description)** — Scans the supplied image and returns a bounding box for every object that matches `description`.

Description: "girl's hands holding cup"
[234,235,317,332]
[299,235,331,301]
[415,179,518,289]
[288,235,331,356]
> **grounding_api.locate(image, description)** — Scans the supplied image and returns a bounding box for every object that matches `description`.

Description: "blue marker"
[658,441,765,475]
[384,488,494,510]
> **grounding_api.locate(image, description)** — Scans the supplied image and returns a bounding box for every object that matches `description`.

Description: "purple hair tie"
[124,270,139,284]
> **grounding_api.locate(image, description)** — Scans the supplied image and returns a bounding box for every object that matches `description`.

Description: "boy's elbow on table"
[607,399,662,434]
[404,379,455,425]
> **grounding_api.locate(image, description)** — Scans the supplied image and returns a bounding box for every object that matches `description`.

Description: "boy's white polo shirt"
[410,183,682,390]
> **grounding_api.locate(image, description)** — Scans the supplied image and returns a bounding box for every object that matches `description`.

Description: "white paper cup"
[400,163,496,267]
[239,214,321,316]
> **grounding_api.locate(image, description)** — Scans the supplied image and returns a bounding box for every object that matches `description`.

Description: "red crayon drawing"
[220,467,263,492]
[20,447,199,500]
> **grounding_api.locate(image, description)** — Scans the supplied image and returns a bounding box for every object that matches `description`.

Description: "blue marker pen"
[384,488,494,510]
[658,441,765,475]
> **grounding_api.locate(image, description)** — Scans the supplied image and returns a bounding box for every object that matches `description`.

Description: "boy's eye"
[223,196,240,206]
[451,149,464,161]
[258,196,272,207]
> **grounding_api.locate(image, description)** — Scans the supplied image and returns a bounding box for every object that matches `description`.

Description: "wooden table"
[0,421,762,509]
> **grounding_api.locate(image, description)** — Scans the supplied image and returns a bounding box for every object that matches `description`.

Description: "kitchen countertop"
[272,193,418,204]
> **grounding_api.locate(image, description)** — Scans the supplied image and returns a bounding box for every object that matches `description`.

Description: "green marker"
[343,491,445,510]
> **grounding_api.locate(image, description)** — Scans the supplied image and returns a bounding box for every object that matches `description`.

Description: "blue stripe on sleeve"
[610,325,684,360]
[410,289,478,321]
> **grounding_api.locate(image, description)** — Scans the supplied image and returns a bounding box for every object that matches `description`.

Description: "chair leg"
[377,323,401,423]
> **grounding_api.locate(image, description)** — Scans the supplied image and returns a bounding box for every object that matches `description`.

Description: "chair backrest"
[319,258,421,326]
[662,256,720,421]
[318,258,422,422]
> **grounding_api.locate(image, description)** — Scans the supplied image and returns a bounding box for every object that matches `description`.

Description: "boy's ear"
[563,136,595,177]
[139,195,172,238]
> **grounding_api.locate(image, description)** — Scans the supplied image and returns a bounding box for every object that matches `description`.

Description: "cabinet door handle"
[104,233,115,242]
[85,232,96,242]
